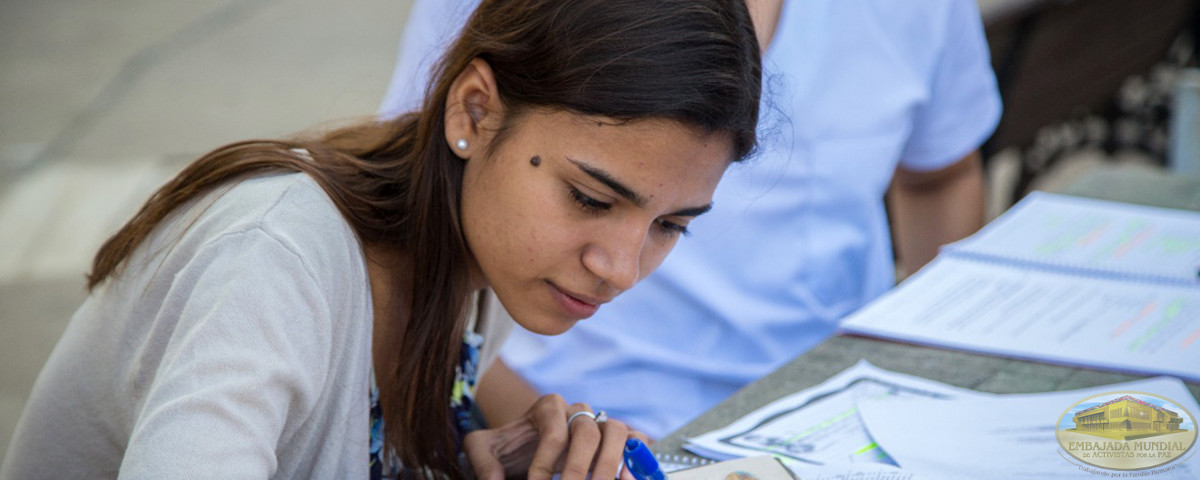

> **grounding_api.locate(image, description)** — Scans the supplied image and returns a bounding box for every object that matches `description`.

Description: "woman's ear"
[445,58,504,159]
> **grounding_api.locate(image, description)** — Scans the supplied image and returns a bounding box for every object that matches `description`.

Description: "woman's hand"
[463,394,650,480]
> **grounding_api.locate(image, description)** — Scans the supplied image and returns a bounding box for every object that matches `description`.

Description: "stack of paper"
[839,193,1200,382]
[684,361,992,465]
[683,362,1199,479]
[857,389,1196,479]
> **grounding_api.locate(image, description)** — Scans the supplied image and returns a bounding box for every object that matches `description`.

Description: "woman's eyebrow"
[566,157,713,217]
[668,204,713,217]
[567,157,646,207]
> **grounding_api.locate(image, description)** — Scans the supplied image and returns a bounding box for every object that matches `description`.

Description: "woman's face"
[460,110,731,335]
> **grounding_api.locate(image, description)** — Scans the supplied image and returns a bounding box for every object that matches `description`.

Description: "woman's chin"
[498,286,600,335]
[512,308,590,336]
[529,318,582,336]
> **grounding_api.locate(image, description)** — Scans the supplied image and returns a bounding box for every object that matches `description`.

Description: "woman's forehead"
[513,110,730,154]
[506,110,733,204]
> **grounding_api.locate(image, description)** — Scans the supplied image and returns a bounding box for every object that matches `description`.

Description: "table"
[655,164,1200,455]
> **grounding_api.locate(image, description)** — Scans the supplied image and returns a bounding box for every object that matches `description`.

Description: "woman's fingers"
[463,430,506,480]
[560,405,602,480]
[522,395,646,480]
[591,418,629,480]
[526,395,574,480]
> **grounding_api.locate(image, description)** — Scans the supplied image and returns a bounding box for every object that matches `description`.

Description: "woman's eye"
[568,186,611,214]
[568,185,689,236]
[656,219,690,236]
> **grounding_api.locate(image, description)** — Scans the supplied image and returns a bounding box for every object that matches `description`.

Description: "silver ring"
[567,410,596,428]
[595,410,609,423]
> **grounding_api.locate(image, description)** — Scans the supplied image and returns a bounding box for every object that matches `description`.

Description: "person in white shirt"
[0,0,763,478]
[379,0,1002,439]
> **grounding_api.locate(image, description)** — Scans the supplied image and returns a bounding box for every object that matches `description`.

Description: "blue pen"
[623,439,667,480]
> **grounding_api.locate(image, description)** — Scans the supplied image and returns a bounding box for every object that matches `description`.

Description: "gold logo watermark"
[1056,391,1197,473]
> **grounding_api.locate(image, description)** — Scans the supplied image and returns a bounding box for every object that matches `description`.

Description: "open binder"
[839,192,1200,382]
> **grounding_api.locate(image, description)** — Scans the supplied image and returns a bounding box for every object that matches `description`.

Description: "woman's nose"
[581,224,645,292]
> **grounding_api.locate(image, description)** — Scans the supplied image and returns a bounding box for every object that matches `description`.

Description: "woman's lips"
[547,281,602,319]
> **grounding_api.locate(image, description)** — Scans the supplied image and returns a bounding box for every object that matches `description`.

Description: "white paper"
[683,361,993,466]
[840,255,1200,382]
[785,463,920,480]
[857,377,1200,479]
[946,192,1200,284]
[841,192,1200,382]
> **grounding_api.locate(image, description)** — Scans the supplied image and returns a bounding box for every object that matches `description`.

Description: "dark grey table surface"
[655,165,1200,455]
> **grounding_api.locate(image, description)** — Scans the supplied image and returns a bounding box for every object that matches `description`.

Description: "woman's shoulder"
[185,172,359,256]
[126,171,374,374]
[137,171,368,299]
[239,172,366,284]
[204,172,345,233]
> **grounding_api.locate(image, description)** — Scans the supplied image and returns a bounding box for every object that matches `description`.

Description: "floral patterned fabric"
[370,331,485,479]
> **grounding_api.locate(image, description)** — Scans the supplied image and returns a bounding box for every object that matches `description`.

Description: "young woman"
[0,0,761,478]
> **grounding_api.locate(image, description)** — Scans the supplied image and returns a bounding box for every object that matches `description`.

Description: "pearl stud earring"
[455,139,469,150]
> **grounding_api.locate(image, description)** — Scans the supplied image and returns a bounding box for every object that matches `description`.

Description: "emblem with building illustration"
[1056,391,1197,472]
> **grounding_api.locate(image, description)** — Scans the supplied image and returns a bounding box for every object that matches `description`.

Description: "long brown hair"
[88,0,761,477]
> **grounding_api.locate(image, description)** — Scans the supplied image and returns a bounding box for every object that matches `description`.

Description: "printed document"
[683,361,993,465]
[840,192,1200,381]
[857,376,1199,479]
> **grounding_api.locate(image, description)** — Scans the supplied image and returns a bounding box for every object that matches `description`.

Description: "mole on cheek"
[530,155,542,167]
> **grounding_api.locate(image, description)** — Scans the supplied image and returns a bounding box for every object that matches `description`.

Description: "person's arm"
[886,150,986,279]
[886,0,1001,280]
[745,0,783,51]
[120,227,339,477]
[476,357,541,427]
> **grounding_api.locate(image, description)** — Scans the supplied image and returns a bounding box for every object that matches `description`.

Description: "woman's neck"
[364,244,414,375]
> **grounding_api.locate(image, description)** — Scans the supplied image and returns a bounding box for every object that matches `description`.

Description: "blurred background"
[0,0,1196,460]
[0,0,414,457]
